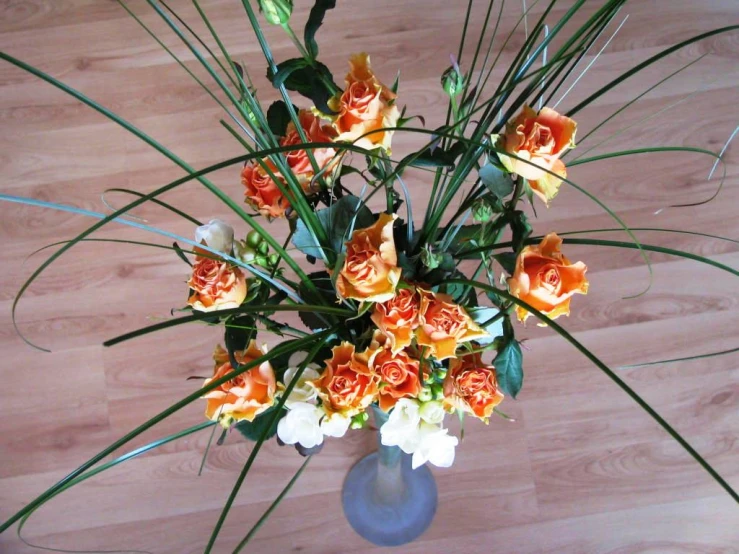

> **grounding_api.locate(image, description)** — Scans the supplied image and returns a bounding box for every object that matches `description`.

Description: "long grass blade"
[102,188,202,225]
[556,228,738,245]
[15,421,214,554]
[231,457,312,553]
[552,14,629,109]
[458,236,738,277]
[0,330,335,534]
[619,347,739,369]
[448,278,739,503]
[567,25,739,117]
[203,337,331,553]
[104,304,350,347]
[0,194,304,305]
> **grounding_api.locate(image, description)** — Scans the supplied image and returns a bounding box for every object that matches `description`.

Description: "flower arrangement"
[1,0,737,550]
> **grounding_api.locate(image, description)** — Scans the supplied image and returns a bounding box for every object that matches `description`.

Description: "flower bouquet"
[1,0,737,551]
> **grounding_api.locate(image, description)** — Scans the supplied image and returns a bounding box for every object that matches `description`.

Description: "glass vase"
[341,405,438,546]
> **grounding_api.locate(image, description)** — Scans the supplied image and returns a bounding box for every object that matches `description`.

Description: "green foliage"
[479,163,514,198]
[493,252,517,276]
[224,314,257,366]
[510,210,532,253]
[267,58,338,114]
[258,0,293,25]
[266,100,295,136]
[292,195,373,259]
[304,0,336,59]
[235,406,283,441]
[493,320,523,398]
[172,241,192,266]
[297,271,336,330]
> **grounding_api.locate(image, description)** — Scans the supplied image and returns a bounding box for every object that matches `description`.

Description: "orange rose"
[499,105,576,205]
[507,232,588,323]
[203,343,276,425]
[187,255,246,312]
[370,343,423,412]
[311,342,378,417]
[280,110,340,190]
[370,287,420,353]
[415,288,488,361]
[443,352,504,421]
[328,53,400,152]
[335,213,401,303]
[241,162,291,218]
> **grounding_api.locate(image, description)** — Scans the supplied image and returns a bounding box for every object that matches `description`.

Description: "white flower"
[195,219,234,255]
[411,422,458,469]
[379,398,422,454]
[281,365,320,407]
[287,351,309,368]
[277,402,324,449]
[321,412,351,438]
[418,400,445,425]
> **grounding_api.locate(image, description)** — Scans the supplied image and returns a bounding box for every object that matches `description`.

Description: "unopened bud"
[441,65,465,98]
[472,197,495,223]
[258,0,293,25]
[421,246,442,270]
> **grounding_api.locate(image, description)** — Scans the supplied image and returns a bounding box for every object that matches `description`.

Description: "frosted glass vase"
[341,406,438,546]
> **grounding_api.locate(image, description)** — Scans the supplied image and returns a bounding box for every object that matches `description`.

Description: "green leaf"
[268,59,338,114]
[304,0,336,59]
[270,57,310,88]
[172,242,192,266]
[467,307,505,345]
[493,334,524,398]
[292,195,373,259]
[493,252,516,275]
[235,406,283,441]
[479,163,514,198]
[510,210,532,253]
[266,100,295,136]
[297,271,336,330]
[224,314,257,367]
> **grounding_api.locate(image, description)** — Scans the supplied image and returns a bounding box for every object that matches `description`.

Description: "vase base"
[342,451,438,547]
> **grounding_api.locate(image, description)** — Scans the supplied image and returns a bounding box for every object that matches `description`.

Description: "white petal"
[195,219,234,254]
[321,413,351,438]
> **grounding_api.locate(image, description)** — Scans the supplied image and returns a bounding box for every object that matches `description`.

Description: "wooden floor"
[1,1,738,552]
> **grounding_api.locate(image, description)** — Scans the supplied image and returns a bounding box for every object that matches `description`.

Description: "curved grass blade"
[551,14,629,109]
[0,194,305,308]
[102,188,202,226]
[567,25,739,117]
[448,278,739,503]
[0,329,335,534]
[571,54,708,148]
[458,236,738,278]
[25,239,199,267]
[569,146,726,207]
[231,457,312,553]
[203,336,331,553]
[15,421,214,554]
[618,347,739,370]
[671,125,738,208]
[571,84,718,163]
[556,228,738,245]
[104,304,350,347]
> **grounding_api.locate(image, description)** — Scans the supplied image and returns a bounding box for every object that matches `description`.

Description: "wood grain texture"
[1,0,738,552]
